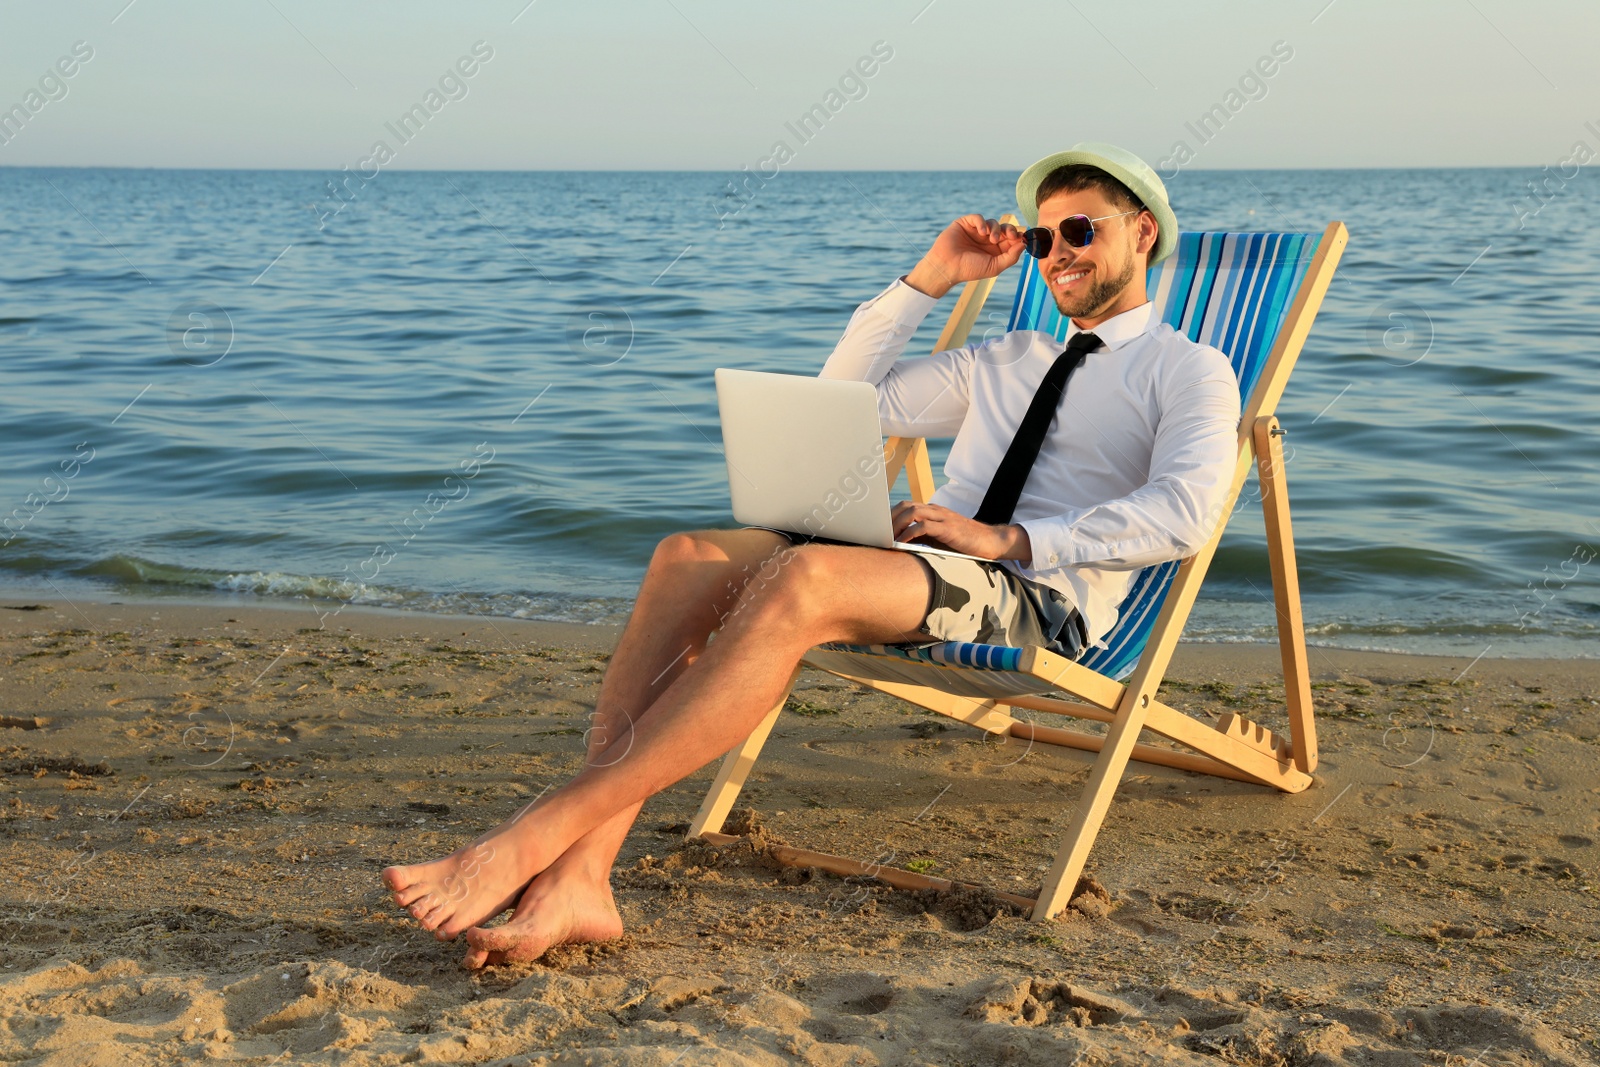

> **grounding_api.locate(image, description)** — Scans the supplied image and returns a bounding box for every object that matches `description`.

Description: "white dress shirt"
[818,278,1241,649]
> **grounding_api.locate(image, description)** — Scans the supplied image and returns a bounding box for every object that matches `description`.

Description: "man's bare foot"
[382,839,534,941]
[460,866,624,970]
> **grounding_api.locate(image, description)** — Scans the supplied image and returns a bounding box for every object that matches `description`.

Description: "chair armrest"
[882,436,936,504]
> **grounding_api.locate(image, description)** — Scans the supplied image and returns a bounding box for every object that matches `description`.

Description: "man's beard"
[1051,249,1136,318]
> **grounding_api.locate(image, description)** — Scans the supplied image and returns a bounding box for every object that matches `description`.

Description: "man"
[383,142,1240,968]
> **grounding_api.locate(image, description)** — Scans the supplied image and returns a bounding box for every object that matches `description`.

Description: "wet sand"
[1,596,1597,1065]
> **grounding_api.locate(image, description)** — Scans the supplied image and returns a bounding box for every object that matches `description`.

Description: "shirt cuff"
[1016,514,1080,570]
[859,276,939,328]
[1019,511,1195,573]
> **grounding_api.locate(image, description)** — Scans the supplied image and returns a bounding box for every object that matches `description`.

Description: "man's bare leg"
[382,538,931,946]
[455,529,793,967]
[383,528,798,942]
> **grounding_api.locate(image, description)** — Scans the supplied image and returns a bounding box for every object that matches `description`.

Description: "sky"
[0,0,1594,172]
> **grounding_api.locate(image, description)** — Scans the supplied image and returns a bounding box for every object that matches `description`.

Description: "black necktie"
[973,331,1103,526]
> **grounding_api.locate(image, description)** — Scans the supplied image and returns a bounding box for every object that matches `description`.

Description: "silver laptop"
[713,368,989,562]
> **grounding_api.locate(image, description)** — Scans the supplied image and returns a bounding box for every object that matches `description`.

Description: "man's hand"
[891,501,1033,563]
[904,215,1026,300]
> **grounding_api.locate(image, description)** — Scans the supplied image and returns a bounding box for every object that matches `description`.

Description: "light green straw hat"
[1015,141,1179,265]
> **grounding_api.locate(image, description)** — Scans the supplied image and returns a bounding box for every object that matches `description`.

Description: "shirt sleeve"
[817,278,974,437]
[1015,346,1242,572]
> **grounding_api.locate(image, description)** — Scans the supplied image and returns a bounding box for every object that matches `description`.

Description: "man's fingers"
[957,215,1002,242]
[893,503,932,539]
[896,504,958,543]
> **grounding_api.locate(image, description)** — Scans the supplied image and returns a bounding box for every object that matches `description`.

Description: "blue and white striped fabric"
[819,231,1320,689]
[803,641,1055,701]
[825,640,1023,672]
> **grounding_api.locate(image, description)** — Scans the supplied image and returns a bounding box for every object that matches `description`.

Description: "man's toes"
[381,866,411,892]
[411,898,448,929]
[464,924,551,966]
[436,913,477,941]
[392,881,432,909]
[463,924,519,954]
[462,925,518,970]
[499,939,549,965]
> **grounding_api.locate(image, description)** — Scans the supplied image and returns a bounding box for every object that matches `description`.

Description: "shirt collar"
[1067,300,1155,351]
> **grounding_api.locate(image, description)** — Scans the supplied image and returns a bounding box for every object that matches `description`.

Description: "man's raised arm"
[818,215,1026,439]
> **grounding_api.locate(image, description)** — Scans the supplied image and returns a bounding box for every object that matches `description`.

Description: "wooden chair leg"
[1032,455,1243,921]
[1254,416,1317,774]
[686,665,801,838]
[1031,687,1155,920]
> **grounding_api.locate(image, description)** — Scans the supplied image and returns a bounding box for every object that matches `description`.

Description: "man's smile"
[1052,265,1090,292]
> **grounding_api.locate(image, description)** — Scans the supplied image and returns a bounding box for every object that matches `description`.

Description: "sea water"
[1,167,1595,657]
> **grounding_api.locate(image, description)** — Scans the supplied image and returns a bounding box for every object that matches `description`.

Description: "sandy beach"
[1,595,1597,1065]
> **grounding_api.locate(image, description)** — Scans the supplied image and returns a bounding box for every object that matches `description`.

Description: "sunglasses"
[1022,209,1141,259]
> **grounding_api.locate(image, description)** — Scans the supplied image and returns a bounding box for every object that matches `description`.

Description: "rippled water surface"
[2,167,1596,656]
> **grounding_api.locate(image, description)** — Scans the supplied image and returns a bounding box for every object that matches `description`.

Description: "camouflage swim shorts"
[752,527,1087,659]
[910,551,1087,660]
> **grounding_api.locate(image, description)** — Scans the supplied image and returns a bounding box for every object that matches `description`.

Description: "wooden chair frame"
[689,220,1349,921]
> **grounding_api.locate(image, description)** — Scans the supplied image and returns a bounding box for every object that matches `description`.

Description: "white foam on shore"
[213,570,633,627]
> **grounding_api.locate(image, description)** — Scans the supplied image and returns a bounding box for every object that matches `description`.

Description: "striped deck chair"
[690,219,1350,921]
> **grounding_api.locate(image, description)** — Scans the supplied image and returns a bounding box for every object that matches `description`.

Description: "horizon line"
[0,162,1552,174]
[0,161,1555,175]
